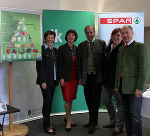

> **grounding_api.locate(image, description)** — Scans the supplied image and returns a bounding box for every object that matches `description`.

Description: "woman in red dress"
[58,30,78,131]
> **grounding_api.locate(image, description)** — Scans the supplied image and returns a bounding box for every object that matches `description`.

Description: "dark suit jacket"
[102,42,123,88]
[78,39,106,85]
[58,43,78,82]
[36,45,58,87]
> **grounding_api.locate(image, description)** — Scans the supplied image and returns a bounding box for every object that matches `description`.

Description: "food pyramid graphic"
[4,18,38,61]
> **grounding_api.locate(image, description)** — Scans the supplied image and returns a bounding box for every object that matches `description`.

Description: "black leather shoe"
[88,125,95,134]
[112,128,123,136]
[103,123,115,128]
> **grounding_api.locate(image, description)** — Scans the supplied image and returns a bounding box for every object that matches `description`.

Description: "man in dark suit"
[115,25,149,136]
[78,25,106,134]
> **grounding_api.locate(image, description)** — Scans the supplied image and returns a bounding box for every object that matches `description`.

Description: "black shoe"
[112,128,123,136]
[0,123,3,131]
[65,118,72,132]
[66,127,72,132]
[64,118,78,126]
[88,125,95,134]
[44,127,56,135]
[103,123,115,128]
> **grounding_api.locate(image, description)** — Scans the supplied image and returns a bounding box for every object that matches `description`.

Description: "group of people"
[36,25,149,136]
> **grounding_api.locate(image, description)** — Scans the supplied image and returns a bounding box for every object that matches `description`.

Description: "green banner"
[0,10,42,62]
[43,10,95,113]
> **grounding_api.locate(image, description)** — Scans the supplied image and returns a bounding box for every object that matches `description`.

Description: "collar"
[126,39,134,46]
[111,43,120,50]
[44,43,53,50]
[87,37,95,43]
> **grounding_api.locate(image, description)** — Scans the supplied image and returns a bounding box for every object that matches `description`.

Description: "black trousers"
[40,85,55,129]
[84,74,102,126]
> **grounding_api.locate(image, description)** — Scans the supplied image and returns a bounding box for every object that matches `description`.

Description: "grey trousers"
[102,85,124,129]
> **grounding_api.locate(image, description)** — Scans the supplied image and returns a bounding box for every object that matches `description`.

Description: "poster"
[0,9,42,62]
[43,10,95,113]
[98,12,144,44]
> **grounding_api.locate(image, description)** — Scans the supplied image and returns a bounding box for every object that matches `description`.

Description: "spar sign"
[98,12,144,44]
[100,17,142,24]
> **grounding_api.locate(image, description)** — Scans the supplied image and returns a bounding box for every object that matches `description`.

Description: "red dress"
[61,56,78,101]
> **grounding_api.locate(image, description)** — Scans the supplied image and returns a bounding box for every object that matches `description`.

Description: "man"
[115,25,149,136]
[78,25,106,134]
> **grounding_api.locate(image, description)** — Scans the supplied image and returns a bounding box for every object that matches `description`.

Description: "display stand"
[0,62,28,136]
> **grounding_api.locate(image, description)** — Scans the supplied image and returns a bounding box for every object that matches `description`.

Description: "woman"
[36,30,58,135]
[58,29,78,132]
[102,28,124,135]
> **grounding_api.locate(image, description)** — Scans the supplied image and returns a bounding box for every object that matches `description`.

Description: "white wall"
[101,0,150,27]
[0,0,150,30]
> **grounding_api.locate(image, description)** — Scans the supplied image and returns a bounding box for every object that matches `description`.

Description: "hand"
[135,89,142,98]
[114,88,118,93]
[60,79,65,87]
[79,79,82,85]
[41,82,47,90]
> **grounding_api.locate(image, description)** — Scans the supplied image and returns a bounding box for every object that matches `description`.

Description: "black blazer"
[58,43,78,82]
[102,42,123,88]
[36,45,58,87]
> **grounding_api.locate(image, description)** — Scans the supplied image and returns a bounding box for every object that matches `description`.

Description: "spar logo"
[100,17,132,24]
[100,17,142,24]
[133,17,141,24]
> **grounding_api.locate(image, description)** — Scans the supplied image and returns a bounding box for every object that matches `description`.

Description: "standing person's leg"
[102,85,116,128]
[65,101,72,131]
[41,85,55,133]
[112,78,124,136]
[84,82,92,126]
[114,92,124,130]
[122,94,132,136]
[87,82,101,134]
[92,83,102,126]
[129,95,142,136]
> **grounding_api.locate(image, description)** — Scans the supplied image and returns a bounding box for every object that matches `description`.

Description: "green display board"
[43,10,95,113]
[0,10,42,62]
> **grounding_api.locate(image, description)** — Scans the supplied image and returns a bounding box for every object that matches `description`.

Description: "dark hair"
[108,28,122,46]
[84,25,95,33]
[65,29,78,42]
[44,30,56,41]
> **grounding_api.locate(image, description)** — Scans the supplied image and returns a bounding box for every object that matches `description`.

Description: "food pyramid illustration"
[5,18,38,61]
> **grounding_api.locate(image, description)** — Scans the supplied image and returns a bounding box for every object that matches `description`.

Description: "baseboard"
[14,109,106,124]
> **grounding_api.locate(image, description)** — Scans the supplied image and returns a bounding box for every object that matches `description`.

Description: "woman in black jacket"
[102,28,124,135]
[58,29,78,132]
[36,30,58,135]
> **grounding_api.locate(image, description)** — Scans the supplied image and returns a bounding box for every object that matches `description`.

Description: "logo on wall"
[133,17,141,24]
[100,17,132,24]
[100,17,142,24]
